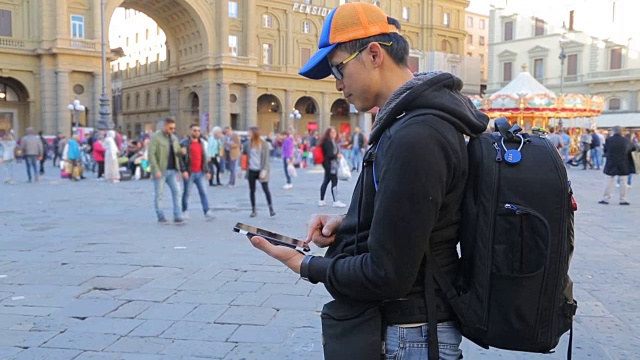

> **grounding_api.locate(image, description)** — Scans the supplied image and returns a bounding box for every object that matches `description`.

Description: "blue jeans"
[351,148,364,171]
[227,158,238,185]
[590,148,601,168]
[283,158,291,184]
[385,321,462,360]
[153,169,182,220]
[182,171,210,213]
[25,155,38,181]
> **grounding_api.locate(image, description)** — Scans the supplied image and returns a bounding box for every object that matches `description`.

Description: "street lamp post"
[288,109,301,132]
[68,99,86,135]
[97,0,113,130]
[558,30,569,130]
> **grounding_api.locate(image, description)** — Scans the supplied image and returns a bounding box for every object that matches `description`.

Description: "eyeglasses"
[329,41,393,80]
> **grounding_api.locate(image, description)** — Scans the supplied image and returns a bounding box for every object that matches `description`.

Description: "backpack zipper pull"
[493,143,503,162]
[504,204,518,211]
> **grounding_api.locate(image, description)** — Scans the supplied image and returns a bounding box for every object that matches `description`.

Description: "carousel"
[470,65,604,138]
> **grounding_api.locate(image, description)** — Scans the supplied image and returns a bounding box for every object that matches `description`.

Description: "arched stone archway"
[0,77,31,136]
[106,0,214,69]
[106,0,215,137]
[330,98,351,133]
[293,96,319,135]
[257,94,282,134]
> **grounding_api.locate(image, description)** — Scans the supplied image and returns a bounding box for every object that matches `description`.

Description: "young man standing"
[180,124,214,220]
[247,3,488,359]
[149,117,186,224]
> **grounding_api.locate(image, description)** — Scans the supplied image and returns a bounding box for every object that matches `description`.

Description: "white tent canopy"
[490,69,556,99]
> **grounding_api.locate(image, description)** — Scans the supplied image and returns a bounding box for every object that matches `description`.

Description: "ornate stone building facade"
[0,0,470,137]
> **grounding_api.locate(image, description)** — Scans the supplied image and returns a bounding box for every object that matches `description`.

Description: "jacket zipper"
[482,138,502,329]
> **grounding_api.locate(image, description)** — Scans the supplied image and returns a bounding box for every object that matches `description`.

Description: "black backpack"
[374,114,577,359]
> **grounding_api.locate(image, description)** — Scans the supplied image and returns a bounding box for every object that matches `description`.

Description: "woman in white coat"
[0,133,16,183]
[104,130,121,183]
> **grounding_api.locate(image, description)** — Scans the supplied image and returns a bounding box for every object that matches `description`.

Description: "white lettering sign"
[292,2,331,17]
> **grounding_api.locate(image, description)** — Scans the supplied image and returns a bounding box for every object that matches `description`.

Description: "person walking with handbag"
[318,127,346,208]
[207,126,223,186]
[149,117,187,224]
[0,133,16,184]
[244,127,275,218]
[246,3,489,359]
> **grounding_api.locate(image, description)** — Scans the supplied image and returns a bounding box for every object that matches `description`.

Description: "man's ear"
[367,42,384,68]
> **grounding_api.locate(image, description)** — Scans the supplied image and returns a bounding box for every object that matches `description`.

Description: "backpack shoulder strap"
[373,109,449,191]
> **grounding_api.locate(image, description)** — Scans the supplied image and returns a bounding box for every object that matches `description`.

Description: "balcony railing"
[586,68,640,81]
[261,64,284,72]
[0,36,36,49]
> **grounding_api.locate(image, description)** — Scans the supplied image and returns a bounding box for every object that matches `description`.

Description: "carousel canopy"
[470,65,603,120]
[490,67,556,100]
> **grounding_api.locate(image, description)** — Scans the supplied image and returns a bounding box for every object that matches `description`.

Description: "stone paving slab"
[0,163,638,359]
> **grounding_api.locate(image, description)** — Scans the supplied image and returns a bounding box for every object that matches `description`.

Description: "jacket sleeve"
[149,136,160,173]
[308,121,457,301]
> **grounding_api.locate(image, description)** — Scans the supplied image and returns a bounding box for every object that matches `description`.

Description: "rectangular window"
[534,18,545,36]
[262,43,273,65]
[301,48,311,66]
[402,7,410,21]
[443,13,451,28]
[262,14,272,28]
[229,1,238,18]
[503,61,512,82]
[533,58,544,81]
[156,91,162,106]
[610,47,622,70]
[0,9,12,37]
[479,19,486,29]
[467,16,473,28]
[467,34,473,45]
[302,21,311,34]
[71,15,85,39]
[567,54,577,76]
[228,35,238,56]
[303,0,312,4]
[504,21,513,41]
[479,36,485,46]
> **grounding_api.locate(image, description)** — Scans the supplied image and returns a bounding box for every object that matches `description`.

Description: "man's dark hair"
[38,130,43,136]
[334,32,410,68]
[164,116,176,125]
[190,123,199,129]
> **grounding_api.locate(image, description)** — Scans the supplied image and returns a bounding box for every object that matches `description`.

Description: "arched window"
[609,98,621,111]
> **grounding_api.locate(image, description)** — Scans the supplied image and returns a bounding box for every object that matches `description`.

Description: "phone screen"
[233,222,310,251]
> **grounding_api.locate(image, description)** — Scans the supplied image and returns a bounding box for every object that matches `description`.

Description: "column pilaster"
[245,84,257,129]
[56,69,71,136]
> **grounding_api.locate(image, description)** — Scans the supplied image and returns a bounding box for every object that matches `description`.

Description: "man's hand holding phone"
[306,214,345,248]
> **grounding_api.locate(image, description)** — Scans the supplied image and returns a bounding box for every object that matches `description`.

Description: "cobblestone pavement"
[0,159,638,359]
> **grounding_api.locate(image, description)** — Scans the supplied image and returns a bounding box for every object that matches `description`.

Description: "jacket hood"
[369,72,489,144]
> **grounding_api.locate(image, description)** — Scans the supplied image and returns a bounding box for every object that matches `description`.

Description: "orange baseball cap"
[299,3,400,80]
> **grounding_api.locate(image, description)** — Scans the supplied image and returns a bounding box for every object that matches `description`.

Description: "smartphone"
[233,222,310,252]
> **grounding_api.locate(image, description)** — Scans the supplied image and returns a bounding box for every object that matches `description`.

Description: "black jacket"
[179,137,210,175]
[321,140,338,172]
[307,73,488,316]
[603,134,635,176]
